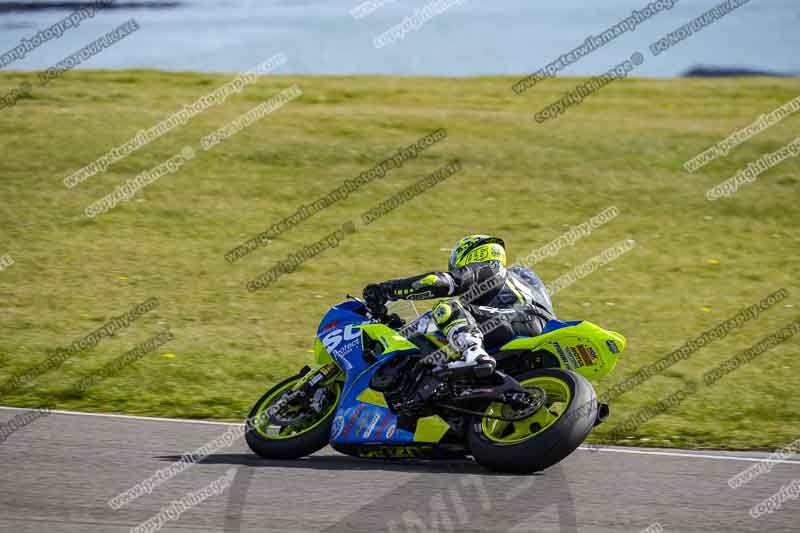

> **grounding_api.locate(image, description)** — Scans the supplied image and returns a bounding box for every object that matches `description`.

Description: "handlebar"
[347,293,406,329]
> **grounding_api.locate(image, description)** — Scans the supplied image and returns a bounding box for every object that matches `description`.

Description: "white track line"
[0,405,240,426]
[578,445,800,465]
[2,405,799,465]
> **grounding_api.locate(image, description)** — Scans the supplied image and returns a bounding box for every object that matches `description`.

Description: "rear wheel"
[245,373,341,460]
[468,368,597,474]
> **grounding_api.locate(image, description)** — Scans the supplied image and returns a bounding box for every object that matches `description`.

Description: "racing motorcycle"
[245,295,625,473]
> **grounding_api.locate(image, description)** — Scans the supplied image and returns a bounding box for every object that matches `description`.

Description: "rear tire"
[468,368,597,474]
[245,374,339,460]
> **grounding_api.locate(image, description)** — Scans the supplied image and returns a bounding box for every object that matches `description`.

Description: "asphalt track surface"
[2,406,799,533]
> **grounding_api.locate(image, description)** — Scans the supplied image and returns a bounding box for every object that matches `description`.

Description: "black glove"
[363,283,389,318]
[386,313,406,329]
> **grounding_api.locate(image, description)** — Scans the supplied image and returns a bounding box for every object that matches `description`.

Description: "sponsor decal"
[576,345,594,365]
[332,338,360,358]
[331,415,345,439]
[374,413,393,441]
[341,405,365,438]
[357,446,423,459]
[385,423,396,439]
[321,324,361,353]
[553,342,571,368]
[566,347,583,367]
[606,339,619,353]
[358,446,425,459]
[569,347,586,367]
[416,314,432,334]
[587,346,599,360]
[363,413,381,439]
[354,412,370,438]
[321,319,340,333]
[556,342,580,368]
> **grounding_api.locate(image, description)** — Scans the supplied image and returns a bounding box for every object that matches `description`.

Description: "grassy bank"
[0,70,798,450]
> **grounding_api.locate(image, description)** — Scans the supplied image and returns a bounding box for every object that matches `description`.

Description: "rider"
[363,235,556,377]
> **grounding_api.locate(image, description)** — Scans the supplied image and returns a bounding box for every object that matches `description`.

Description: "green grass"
[0,70,798,450]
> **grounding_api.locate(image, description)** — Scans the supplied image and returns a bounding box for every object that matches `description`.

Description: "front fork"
[290,362,342,394]
[265,363,342,425]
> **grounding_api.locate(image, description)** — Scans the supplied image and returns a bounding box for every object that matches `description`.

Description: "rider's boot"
[431,300,496,378]
[445,331,496,378]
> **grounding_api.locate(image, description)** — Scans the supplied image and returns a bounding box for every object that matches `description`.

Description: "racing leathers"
[364,260,556,376]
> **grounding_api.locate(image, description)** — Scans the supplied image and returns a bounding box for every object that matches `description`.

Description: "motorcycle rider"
[363,235,556,377]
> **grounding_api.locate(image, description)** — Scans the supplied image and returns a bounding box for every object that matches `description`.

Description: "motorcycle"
[245,295,625,473]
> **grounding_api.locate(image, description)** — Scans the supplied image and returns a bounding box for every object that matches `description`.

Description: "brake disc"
[267,390,310,426]
[309,386,333,413]
[501,385,547,421]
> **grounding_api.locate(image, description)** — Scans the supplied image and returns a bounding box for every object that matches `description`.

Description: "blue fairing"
[318,301,417,446]
[319,302,585,446]
[542,319,583,333]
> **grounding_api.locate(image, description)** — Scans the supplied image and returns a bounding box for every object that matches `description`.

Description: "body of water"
[0,0,797,76]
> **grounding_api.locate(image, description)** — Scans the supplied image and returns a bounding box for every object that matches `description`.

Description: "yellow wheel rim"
[481,376,572,444]
[254,379,341,440]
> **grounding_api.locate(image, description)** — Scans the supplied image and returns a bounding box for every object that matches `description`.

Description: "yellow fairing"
[500,321,626,381]
[356,388,388,407]
[314,337,336,365]
[359,323,418,353]
[414,415,450,443]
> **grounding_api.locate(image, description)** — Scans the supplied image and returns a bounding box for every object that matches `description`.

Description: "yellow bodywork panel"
[357,388,388,408]
[360,324,418,352]
[413,415,451,443]
[500,321,626,381]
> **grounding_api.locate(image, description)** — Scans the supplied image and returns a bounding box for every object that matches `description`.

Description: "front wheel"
[468,368,597,474]
[245,373,341,460]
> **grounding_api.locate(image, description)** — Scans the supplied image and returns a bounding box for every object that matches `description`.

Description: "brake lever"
[386,313,406,329]
[346,293,365,304]
[348,293,395,325]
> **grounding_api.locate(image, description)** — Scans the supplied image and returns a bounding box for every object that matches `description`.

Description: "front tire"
[468,368,597,474]
[245,373,340,460]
